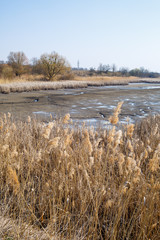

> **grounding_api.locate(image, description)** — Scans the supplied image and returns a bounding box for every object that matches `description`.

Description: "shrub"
[58,71,75,80]
[1,65,14,79]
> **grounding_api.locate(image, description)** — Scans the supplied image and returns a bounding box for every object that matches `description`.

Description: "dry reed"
[0,108,160,239]
[1,77,160,94]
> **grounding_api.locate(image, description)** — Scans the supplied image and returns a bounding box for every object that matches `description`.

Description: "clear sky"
[1,0,160,71]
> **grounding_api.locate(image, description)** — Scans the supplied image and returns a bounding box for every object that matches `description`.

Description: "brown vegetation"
[0,105,159,239]
[39,52,71,81]
[1,77,160,94]
[1,50,160,85]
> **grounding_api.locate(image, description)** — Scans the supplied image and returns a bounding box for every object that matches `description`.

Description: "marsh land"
[1,82,160,124]
[0,80,160,239]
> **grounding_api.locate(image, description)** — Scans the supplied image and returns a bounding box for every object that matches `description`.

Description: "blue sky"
[1,0,160,71]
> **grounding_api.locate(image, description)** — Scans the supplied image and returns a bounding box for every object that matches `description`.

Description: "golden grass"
[1,75,160,94]
[0,107,160,239]
[0,74,44,84]
[0,80,126,94]
[74,75,138,82]
[0,74,134,84]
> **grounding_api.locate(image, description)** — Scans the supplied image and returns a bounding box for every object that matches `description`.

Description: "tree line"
[0,51,160,80]
[0,51,71,80]
[88,63,160,78]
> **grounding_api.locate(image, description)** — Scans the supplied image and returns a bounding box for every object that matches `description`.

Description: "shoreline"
[0,82,160,124]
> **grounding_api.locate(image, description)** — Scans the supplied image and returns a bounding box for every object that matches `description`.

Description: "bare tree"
[119,67,129,76]
[40,52,70,81]
[8,51,28,76]
[111,64,117,74]
[97,63,110,73]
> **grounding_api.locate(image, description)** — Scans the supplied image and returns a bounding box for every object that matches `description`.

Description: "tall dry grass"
[0,74,45,84]
[0,80,88,94]
[0,107,160,239]
[1,77,160,94]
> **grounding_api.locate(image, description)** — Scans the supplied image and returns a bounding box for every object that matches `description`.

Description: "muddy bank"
[0,82,160,125]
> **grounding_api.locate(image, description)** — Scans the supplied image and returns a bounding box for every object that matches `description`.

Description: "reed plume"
[7,166,20,194]
[109,101,123,125]
[63,113,70,124]
[0,111,160,239]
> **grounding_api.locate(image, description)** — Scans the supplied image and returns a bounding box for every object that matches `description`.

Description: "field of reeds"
[0,74,45,84]
[0,103,160,239]
[1,77,160,94]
